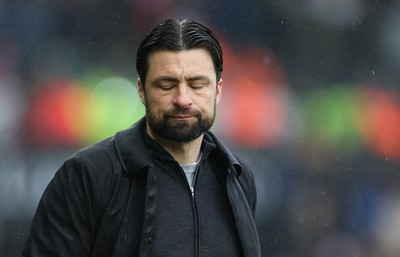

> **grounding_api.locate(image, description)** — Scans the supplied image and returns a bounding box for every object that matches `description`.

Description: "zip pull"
[190,186,195,197]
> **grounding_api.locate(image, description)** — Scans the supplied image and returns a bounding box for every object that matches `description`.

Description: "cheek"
[146,95,169,112]
[199,96,217,113]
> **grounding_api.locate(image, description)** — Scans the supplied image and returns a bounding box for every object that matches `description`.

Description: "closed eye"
[190,81,208,89]
[152,77,179,91]
[159,84,175,91]
[187,76,210,89]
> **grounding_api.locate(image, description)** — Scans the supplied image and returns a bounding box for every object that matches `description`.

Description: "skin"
[138,49,222,164]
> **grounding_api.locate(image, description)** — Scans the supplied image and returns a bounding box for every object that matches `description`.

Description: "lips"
[166,109,200,121]
[170,114,193,121]
[171,114,192,118]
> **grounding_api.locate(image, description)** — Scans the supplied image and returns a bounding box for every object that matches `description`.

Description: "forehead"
[147,49,216,77]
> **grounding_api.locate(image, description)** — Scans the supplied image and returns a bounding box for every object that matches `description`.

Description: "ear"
[216,78,222,104]
[137,78,146,105]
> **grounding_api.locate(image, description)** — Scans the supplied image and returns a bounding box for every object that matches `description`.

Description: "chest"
[151,160,243,257]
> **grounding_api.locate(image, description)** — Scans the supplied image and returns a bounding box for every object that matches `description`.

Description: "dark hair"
[136,19,223,86]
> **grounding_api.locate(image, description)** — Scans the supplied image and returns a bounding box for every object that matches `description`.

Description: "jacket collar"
[204,131,242,176]
[115,117,242,178]
[114,118,153,178]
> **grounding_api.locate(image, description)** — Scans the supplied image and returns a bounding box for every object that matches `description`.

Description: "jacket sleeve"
[227,161,261,257]
[23,158,102,257]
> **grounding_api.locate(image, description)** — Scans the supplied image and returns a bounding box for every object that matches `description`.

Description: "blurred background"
[1,0,400,256]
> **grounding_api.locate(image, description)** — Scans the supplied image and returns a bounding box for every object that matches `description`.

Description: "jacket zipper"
[190,186,195,197]
[190,164,200,197]
[180,163,201,257]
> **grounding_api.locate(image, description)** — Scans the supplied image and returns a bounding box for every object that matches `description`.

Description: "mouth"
[170,114,193,121]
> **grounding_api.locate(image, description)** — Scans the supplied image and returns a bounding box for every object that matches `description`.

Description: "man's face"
[138,49,222,143]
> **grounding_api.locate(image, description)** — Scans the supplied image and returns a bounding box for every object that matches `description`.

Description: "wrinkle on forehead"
[147,49,216,83]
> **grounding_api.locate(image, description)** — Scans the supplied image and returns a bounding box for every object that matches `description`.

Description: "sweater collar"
[114,117,242,178]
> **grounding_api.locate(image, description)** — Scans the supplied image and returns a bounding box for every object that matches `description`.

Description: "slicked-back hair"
[136,19,223,87]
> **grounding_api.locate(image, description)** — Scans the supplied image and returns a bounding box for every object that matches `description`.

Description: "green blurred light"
[300,85,362,152]
[84,76,145,144]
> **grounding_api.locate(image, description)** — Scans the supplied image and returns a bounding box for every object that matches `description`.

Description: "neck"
[146,125,203,164]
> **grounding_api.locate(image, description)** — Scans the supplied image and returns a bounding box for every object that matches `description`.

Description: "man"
[23,19,261,257]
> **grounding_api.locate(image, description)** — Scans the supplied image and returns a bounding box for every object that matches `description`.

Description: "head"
[135,19,224,143]
[136,18,223,87]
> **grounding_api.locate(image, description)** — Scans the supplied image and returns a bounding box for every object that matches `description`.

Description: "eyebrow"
[186,75,211,82]
[152,76,180,85]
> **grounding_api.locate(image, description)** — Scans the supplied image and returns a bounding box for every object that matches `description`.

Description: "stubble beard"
[145,104,216,143]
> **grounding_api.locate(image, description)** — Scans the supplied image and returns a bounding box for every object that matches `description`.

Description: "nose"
[173,85,192,108]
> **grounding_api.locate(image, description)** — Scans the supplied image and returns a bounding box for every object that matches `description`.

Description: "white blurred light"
[380,8,400,65]
[306,0,366,26]
[0,77,24,149]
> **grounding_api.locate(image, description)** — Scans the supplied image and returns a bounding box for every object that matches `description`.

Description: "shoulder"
[204,131,257,199]
[71,135,120,172]
[233,155,258,213]
[49,138,117,186]
[47,134,124,200]
[205,131,255,180]
[235,155,254,182]
[50,135,126,214]
[59,117,152,185]
[235,155,256,193]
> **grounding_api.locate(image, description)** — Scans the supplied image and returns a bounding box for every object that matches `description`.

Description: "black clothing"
[23,118,261,257]
[149,134,243,257]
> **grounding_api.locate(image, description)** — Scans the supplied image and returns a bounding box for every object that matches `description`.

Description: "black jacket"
[23,118,261,257]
